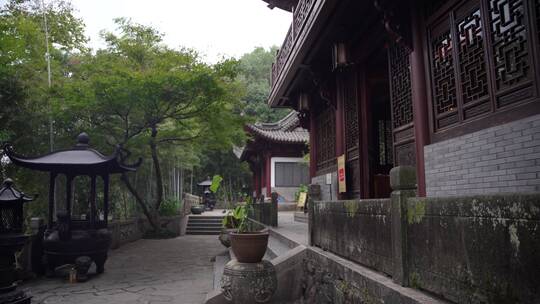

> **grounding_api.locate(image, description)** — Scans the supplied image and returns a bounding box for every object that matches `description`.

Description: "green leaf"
[210,174,223,193]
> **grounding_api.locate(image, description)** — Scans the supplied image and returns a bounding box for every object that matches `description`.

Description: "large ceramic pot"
[190,205,205,215]
[221,259,276,304]
[230,231,269,263]
[219,228,236,248]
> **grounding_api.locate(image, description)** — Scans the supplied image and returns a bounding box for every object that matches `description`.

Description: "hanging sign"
[337,154,346,193]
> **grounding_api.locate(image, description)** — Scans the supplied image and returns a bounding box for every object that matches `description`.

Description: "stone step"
[188,216,225,220]
[187,222,223,227]
[187,226,223,231]
[186,230,221,235]
[188,220,224,224]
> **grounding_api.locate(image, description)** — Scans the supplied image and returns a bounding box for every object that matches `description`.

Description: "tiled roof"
[246,111,309,144]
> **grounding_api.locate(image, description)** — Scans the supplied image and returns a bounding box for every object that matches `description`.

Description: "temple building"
[236,111,309,201]
[263,0,540,200]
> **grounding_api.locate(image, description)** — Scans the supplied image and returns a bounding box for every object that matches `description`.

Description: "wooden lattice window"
[428,0,537,133]
[388,43,416,166]
[315,107,336,172]
[388,43,413,129]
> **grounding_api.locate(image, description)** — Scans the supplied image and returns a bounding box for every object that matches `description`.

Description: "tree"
[0,0,88,218]
[65,19,246,231]
[238,47,290,122]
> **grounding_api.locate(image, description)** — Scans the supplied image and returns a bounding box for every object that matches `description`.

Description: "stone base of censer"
[220,260,277,304]
[0,286,31,304]
[0,235,32,304]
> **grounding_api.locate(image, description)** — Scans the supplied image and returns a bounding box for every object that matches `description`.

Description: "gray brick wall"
[425,114,540,196]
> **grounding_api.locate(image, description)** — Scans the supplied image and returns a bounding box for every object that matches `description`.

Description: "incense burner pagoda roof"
[246,111,309,144]
[0,178,33,203]
[4,133,141,175]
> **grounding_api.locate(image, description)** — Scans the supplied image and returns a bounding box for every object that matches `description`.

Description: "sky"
[68,0,292,62]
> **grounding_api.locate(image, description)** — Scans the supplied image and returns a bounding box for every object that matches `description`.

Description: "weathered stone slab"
[407,193,540,303]
[311,199,393,276]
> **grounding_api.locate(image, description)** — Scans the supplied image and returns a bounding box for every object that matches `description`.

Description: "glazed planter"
[190,205,205,215]
[219,228,236,248]
[230,231,269,263]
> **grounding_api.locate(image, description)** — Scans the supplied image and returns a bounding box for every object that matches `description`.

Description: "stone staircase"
[186,215,224,235]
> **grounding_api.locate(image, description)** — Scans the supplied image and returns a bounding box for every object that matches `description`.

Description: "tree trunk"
[120,173,159,230]
[150,125,164,215]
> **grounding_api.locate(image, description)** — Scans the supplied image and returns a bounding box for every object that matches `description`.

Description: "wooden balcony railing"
[271,0,316,88]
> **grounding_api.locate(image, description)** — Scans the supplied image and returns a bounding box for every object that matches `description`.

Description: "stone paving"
[23,235,226,304]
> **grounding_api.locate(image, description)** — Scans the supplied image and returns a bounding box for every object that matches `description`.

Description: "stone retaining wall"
[407,194,540,303]
[308,166,540,303]
[311,199,393,276]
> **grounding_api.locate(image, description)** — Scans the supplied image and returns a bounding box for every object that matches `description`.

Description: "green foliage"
[223,201,255,233]
[159,198,181,216]
[238,47,290,122]
[210,175,223,193]
[0,2,274,231]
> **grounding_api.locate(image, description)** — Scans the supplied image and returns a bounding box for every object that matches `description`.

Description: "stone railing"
[249,192,278,227]
[271,0,317,87]
[309,166,540,303]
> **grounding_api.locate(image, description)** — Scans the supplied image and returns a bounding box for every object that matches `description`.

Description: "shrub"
[159,198,182,216]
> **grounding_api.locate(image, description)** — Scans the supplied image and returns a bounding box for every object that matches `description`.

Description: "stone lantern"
[0,178,33,304]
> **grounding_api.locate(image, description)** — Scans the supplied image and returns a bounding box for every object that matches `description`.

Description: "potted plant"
[219,213,238,248]
[226,201,269,263]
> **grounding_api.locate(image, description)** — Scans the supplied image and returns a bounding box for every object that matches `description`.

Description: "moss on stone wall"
[407,200,426,224]
[344,200,359,218]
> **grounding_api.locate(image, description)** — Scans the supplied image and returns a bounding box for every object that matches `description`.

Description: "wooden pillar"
[103,174,110,227]
[265,153,272,198]
[90,175,97,229]
[252,166,258,197]
[309,107,317,178]
[48,173,56,229]
[358,66,371,199]
[256,164,263,198]
[335,74,346,199]
[410,7,430,197]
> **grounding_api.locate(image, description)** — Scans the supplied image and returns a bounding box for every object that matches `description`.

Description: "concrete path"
[274,212,308,245]
[24,235,226,304]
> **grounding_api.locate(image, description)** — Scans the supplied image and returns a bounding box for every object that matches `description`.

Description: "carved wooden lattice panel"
[316,108,336,172]
[432,30,458,116]
[344,75,359,154]
[343,71,360,195]
[389,43,413,128]
[427,0,537,134]
[457,8,489,104]
[490,0,530,91]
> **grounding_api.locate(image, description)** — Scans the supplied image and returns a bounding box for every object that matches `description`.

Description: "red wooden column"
[410,7,430,197]
[252,165,258,197]
[335,74,346,199]
[258,163,263,197]
[309,107,317,178]
[265,153,272,198]
[358,65,371,199]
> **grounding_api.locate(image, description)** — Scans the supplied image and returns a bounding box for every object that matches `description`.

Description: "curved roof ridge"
[252,111,298,131]
[246,111,308,144]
